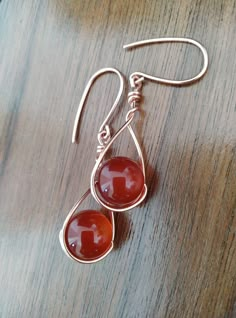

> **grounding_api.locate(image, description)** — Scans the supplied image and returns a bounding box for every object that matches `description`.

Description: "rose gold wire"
[72,67,124,155]
[123,37,208,86]
[59,189,115,264]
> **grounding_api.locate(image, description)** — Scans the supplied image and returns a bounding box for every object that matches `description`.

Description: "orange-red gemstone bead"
[97,156,144,207]
[65,210,113,261]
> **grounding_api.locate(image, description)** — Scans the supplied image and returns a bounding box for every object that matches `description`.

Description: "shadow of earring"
[113,212,132,250]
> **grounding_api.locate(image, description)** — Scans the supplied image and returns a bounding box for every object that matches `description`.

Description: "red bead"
[65,210,113,261]
[97,156,144,207]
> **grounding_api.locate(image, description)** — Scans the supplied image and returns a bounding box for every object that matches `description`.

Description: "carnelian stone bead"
[65,210,113,261]
[97,156,144,207]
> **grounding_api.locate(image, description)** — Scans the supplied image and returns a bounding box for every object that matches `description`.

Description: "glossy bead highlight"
[97,156,144,208]
[65,210,113,261]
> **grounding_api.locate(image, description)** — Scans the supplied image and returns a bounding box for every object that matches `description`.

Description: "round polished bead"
[65,210,113,261]
[97,156,144,207]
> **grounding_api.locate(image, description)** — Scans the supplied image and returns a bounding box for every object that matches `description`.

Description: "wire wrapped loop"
[128,91,142,107]
[97,125,111,154]
[130,75,144,89]
[125,107,139,121]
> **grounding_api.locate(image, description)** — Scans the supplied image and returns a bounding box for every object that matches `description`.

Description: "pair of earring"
[59,37,208,264]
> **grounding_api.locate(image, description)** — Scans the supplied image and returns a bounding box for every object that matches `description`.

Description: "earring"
[60,38,208,264]
[59,68,125,264]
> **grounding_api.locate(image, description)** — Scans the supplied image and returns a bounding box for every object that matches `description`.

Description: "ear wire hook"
[123,37,208,87]
[72,67,124,144]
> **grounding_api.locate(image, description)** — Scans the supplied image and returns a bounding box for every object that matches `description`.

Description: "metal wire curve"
[123,37,208,86]
[72,67,124,144]
[90,108,147,212]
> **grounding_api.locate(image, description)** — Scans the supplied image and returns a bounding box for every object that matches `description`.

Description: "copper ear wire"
[72,67,124,155]
[123,37,208,87]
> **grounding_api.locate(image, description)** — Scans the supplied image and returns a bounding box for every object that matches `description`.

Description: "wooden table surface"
[1,1,236,317]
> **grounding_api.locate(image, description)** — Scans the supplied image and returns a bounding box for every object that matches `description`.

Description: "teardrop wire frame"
[59,189,115,264]
[90,107,147,212]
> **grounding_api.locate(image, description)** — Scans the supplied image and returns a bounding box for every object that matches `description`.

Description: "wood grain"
[0,0,236,317]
